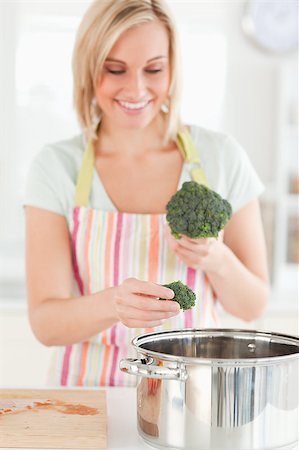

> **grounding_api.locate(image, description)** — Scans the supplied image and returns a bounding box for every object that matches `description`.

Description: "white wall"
[170,1,292,184]
[1,0,297,290]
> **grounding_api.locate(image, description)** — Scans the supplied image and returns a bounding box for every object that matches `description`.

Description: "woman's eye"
[106,68,162,75]
[108,69,125,75]
[146,69,162,74]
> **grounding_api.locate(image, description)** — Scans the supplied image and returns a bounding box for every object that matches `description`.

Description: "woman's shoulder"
[34,134,85,173]
[188,124,250,166]
[27,134,87,189]
[186,124,264,212]
[188,124,234,151]
[24,134,86,217]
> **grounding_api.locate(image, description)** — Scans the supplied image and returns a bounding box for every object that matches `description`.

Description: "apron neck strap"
[75,128,209,207]
[176,128,209,187]
[74,138,94,207]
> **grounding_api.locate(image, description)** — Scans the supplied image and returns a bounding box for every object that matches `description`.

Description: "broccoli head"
[166,181,232,239]
[161,280,196,311]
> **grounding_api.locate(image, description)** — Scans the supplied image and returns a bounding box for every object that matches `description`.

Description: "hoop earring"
[91,97,101,129]
[160,98,170,114]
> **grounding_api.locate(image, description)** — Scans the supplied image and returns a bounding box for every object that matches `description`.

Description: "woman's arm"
[25,207,178,346]
[214,199,269,320]
[165,199,269,321]
[25,206,118,345]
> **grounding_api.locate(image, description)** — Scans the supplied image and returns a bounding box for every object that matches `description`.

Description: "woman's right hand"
[114,278,180,328]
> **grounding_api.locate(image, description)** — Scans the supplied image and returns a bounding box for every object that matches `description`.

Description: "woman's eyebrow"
[105,56,167,64]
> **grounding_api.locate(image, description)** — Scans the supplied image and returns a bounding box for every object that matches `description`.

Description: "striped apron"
[48,129,219,387]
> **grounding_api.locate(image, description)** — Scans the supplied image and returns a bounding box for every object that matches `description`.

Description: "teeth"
[118,100,149,110]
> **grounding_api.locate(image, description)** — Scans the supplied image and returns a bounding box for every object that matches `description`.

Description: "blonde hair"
[72,0,182,142]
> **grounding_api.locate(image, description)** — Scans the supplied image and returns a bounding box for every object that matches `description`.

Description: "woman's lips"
[115,99,152,115]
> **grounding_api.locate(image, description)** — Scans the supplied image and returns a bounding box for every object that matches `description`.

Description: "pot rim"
[131,328,299,367]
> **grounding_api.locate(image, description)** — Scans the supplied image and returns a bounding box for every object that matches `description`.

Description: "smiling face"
[94,21,170,130]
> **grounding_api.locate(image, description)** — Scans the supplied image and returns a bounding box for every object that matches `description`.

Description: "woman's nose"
[123,72,147,99]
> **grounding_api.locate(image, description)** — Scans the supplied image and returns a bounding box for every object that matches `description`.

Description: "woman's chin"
[115,115,157,130]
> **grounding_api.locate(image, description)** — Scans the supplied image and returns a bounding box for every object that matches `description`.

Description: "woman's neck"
[95,115,169,157]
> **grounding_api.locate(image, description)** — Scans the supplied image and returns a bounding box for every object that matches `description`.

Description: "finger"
[164,224,180,242]
[218,230,224,240]
[175,253,200,270]
[183,232,221,243]
[177,258,198,270]
[180,236,211,246]
[164,228,179,250]
[164,223,172,234]
[115,294,180,312]
[177,240,210,256]
[123,319,166,328]
[175,246,202,267]
[124,278,174,299]
[116,304,179,320]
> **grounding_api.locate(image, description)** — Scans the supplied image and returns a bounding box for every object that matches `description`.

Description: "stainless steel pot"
[120,328,299,450]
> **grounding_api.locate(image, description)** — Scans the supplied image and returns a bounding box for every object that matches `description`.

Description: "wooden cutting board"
[0,389,107,449]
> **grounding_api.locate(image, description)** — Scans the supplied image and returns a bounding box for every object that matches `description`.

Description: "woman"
[24,0,269,386]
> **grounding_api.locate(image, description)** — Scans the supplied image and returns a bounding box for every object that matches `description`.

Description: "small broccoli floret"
[161,280,196,311]
[166,181,232,239]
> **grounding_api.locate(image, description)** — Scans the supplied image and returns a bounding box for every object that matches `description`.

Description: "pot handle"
[119,357,188,381]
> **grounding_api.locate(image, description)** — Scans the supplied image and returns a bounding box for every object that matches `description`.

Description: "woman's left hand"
[165,224,226,274]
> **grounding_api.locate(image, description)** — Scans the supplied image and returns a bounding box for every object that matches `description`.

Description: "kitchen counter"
[1,387,152,450]
[1,387,299,450]
[105,387,151,450]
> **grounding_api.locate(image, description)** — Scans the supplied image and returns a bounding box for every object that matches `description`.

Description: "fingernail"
[167,289,174,299]
[171,304,179,311]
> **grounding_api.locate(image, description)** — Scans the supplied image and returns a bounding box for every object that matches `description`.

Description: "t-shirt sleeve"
[23,146,68,216]
[223,134,264,213]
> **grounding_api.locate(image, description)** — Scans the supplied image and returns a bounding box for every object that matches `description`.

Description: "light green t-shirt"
[24,125,264,221]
